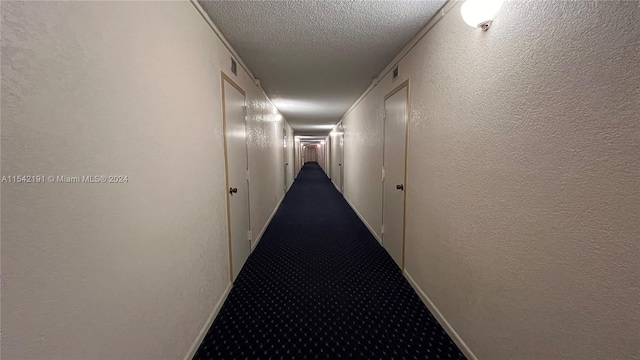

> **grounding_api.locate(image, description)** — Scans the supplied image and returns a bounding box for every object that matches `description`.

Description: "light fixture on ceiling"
[461,0,504,31]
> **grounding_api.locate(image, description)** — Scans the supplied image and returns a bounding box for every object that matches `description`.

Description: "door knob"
[229,187,238,194]
[396,184,404,190]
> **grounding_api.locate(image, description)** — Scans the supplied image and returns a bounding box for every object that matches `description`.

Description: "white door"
[382,85,408,268]
[222,75,251,281]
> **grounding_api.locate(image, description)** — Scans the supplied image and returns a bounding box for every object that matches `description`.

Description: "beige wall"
[325,136,332,180]
[317,143,326,172]
[323,136,330,177]
[329,123,343,191]
[341,83,385,238]
[294,138,301,177]
[247,96,289,245]
[285,123,295,190]
[1,1,290,359]
[337,1,639,359]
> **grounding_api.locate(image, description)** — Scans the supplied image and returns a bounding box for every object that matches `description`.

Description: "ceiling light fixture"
[461,0,504,31]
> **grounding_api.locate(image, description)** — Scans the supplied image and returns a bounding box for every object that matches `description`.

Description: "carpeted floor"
[193,162,465,360]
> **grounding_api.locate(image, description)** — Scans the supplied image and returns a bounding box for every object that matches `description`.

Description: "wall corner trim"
[331,179,341,194]
[337,0,458,123]
[189,0,287,121]
[189,0,255,80]
[251,194,286,251]
[183,282,233,360]
[403,270,479,360]
[344,195,383,244]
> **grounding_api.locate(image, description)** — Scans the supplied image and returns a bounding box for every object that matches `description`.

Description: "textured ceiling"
[199,0,446,135]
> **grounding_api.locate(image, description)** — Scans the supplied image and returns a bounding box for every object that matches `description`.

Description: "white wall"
[1,1,290,359]
[284,123,295,190]
[294,138,301,177]
[317,144,325,172]
[323,136,330,177]
[329,123,344,191]
[246,97,290,244]
[341,90,384,237]
[338,1,639,359]
[323,138,330,173]
[303,145,316,163]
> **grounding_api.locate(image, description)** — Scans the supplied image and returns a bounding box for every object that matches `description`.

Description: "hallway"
[2,1,638,359]
[194,162,464,359]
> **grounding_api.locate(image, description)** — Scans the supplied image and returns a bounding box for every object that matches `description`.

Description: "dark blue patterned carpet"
[193,162,465,360]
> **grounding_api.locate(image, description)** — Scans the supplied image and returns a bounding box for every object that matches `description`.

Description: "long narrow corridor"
[194,162,464,359]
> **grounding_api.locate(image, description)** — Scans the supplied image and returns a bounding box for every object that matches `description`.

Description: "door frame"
[221,71,251,282]
[382,79,410,269]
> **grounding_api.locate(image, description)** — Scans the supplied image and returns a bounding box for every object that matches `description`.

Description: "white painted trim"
[251,195,285,251]
[403,270,478,360]
[338,0,459,122]
[189,0,288,122]
[183,282,233,360]
[332,179,341,194]
[189,1,255,82]
[344,195,383,244]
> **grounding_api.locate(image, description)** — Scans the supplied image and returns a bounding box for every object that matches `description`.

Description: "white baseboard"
[251,195,285,251]
[183,282,233,360]
[332,179,342,193]
[343,195,382,244]
[403,270,478,360]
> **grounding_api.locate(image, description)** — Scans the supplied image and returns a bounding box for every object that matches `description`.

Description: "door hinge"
[381,224,385,235]
[243,106,248,121]
[384,109,386,119]
[246,169,250,181]
[248,230,252,241]
[382,166,385,182]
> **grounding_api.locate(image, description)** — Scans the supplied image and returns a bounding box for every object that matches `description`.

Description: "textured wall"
[342,89,384,238]
[294,138,301,177]
[285,123,295,190]
[325,136,332,179]
[323,136,330,176]
[317,143,325,172]
[1,1,287,359]
[197,0,446,133]
[329,123,344,191]
[246,90,287,244]
[341,1,639,359]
